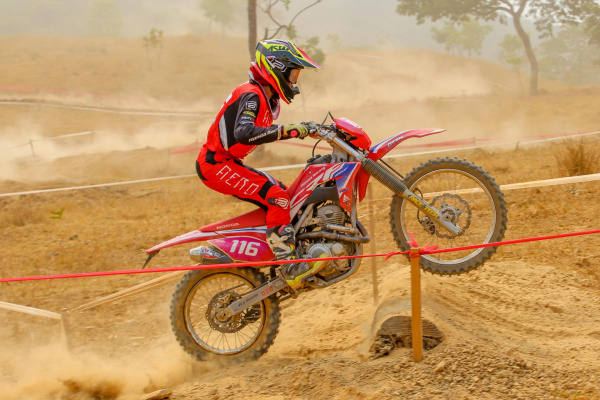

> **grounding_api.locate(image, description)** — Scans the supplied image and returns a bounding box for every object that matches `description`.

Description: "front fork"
[317,130,460,236]
[361,158,460,235]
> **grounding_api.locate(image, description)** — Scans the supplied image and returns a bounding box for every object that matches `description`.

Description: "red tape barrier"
[1,229,599,283]
[0,251,409,283]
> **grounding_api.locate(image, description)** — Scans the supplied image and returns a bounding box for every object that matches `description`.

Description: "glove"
[281,123,309,139]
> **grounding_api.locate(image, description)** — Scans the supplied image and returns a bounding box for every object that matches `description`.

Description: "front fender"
[357,128,445,201]
[368,128,445,162]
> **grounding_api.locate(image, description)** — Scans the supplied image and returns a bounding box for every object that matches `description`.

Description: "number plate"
[209,236,274,262]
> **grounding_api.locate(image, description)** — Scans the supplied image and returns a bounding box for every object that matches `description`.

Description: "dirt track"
[4,256,599,400]
[1,35,600,400]
[166,258,600,400]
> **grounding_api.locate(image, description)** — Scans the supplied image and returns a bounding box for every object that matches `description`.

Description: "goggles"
[286,68,300,84]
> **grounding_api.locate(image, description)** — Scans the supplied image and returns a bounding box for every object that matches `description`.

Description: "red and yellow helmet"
[253,39,321,104]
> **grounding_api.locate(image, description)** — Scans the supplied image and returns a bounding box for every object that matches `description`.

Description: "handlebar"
[302,121,365,162]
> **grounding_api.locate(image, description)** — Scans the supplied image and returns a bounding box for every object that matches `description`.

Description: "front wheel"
[170,267,281,362]
[390,157,507,275]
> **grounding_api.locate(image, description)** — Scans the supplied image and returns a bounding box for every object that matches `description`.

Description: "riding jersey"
[195,79,292,228]
[199,81,282,163]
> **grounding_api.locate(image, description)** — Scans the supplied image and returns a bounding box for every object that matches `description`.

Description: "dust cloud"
[0,116,211,183]
[0,337,198,400]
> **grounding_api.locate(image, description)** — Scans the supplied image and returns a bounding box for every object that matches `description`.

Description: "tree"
[248,0,258,59]
[88,0,122,37]
[396,0,600,95]
[199,0,237,39]
[245,0,323,60]
[431,18,493,57]
[143,28,164,70]
[498,34,526,94]
[539,26,600,85]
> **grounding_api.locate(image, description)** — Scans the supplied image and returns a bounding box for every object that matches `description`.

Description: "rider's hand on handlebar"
[281,123,310,139]
[304,121,319,139]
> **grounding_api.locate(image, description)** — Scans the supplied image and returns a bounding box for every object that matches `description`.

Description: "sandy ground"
[0,35,599,400]
[2,256,599,400]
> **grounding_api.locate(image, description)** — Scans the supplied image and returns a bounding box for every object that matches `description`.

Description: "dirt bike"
[143,112,507,362]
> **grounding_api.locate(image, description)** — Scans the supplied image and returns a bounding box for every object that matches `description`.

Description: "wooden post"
[410,247,423,362]
[367,183,378,305]
[60,308,72,351]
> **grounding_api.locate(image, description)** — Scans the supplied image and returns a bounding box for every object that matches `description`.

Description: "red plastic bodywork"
[146,124,446,256]
[356,128,446,201]
[334,118,372,150]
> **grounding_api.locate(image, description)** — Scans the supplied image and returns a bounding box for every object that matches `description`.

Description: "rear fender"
[145,227,267,254]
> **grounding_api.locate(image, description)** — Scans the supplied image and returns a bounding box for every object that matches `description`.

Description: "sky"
[0,0,538,63]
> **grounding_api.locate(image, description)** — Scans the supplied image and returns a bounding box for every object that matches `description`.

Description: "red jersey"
[199,81,281,163]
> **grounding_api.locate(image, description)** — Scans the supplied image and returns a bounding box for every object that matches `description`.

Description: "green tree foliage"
[199,0,238,35]
[431,18,492,57]
[143,28,165,70]
[499,34,525,94]
[396,0,600,95]
[88,0,122,37]
[499,34,524,69]
[539,26,600,85]
[298,36,325,65]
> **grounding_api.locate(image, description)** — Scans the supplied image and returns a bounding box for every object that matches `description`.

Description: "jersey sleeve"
[233,92,281,145]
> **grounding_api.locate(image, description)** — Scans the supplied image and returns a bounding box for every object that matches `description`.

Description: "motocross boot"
[266,224,311,288]
[266,224,296,261]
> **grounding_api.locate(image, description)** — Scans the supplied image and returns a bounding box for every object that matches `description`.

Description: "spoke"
[223,332,232,351]
[198,325,213,341]
[235,331,249,347]
[236,327,255,342]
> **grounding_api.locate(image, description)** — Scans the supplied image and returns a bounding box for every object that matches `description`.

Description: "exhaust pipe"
[190,245,233,264]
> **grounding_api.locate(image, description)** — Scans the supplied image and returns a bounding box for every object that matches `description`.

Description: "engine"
[304,240,354,278]
[316,204,346,228]
[299,203,357,279]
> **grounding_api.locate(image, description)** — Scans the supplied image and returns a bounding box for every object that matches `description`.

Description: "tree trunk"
[248,0,257,61]
[513,15,539,95]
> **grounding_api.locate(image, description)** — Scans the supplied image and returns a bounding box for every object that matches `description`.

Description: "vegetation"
[431,18,493,57]
[199,0,238,38]
[396,0,600,95]
[555,138,599,177]
[539,26,600,86]
[498,34,526,93]
[142,28,165,70]
[246,0,324,61]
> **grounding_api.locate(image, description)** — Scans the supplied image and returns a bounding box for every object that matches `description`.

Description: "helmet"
[252,39,321,104]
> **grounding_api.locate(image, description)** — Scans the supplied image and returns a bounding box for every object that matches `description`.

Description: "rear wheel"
[390,157,507,275]
[170,267,280,362]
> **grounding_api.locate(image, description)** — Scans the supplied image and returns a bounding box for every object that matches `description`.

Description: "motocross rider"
[196,39,321,286]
